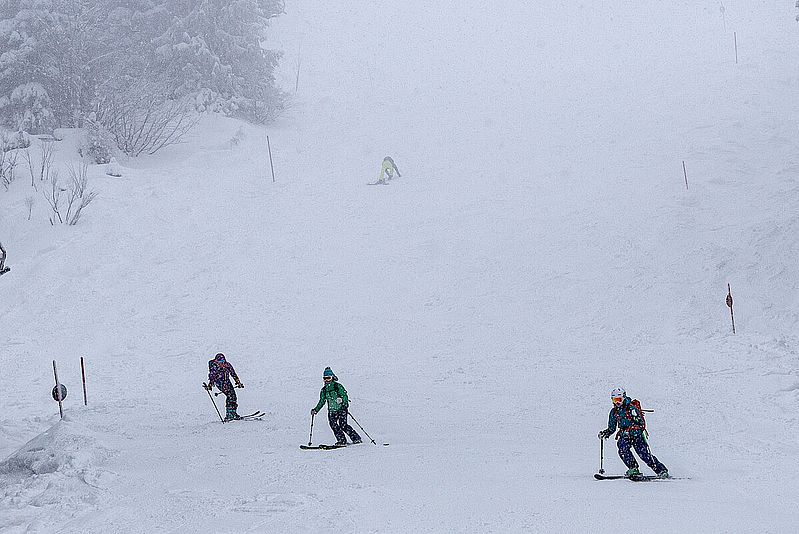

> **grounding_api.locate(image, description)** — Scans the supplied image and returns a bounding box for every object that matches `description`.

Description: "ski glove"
[598,430,611,439]
[235,380,244,388]
[311,409,318,415]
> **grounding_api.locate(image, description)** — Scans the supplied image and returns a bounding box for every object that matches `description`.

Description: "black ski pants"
[328,409,361,444]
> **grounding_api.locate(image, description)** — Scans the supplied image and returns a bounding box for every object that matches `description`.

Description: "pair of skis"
[203,383,263,423]
[594,473,684,481]
[301,411,388,450]
[230,410,264,421]
[300,442,389,450]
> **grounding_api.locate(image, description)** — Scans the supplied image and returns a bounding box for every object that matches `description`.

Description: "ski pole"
[308,412,315,446]
[347,410,376,445]
[203,383,225,423]
[599,437,605,474]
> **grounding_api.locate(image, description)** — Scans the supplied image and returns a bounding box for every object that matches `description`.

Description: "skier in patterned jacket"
[204,353,244,421]
[598,387,669,478]
[311,367,361,446]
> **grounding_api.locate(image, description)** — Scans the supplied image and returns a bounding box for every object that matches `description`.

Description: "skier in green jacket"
[311,367,362,446]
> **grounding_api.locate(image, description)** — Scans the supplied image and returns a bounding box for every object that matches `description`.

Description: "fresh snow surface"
[2,1,799,532]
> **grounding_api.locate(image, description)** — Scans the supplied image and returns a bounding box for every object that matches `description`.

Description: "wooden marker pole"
[683,161,689,190]
[81,356,87,406]
[267,135,276,183]
[726,283,736,334]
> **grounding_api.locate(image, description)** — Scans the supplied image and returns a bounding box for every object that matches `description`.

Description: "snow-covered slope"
[2,1,799,532]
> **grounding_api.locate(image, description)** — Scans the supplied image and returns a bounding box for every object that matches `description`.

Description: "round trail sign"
[52,384,67,401]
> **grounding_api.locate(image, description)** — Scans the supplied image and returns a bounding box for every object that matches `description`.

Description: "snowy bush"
[0,136,20,191]
[42,171,64,224]
[22,140,56,187]
[105,157,122,178]
[0,149,18,191]
[1,131,31,151]
[24,196,34,220]
[40,164,97,226]
[64,163,98,225]
[0,83,54,134]
[229,126,246,147]
[96,88,198,157]
[79,122,115,164]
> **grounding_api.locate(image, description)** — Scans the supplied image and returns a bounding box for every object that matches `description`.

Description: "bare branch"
[96,84,198,157]
[25,196,35,220]
[65,163,97,226]
[41,171,63,224]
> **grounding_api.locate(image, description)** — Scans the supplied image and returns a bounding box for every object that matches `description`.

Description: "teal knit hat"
[323,367,337,380]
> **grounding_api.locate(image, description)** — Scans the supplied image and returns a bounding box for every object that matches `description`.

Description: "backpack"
[630,399,646,431]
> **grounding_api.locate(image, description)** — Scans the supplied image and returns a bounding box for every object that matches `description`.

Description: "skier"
[204,353,244,421]
[377,156,401,184]
[598,387,669,479]
[310,367,362,446]
[0,242,9,275]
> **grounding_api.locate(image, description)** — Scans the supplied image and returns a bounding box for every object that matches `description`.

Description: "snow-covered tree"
[150,0,286,121]
[0,82,54,132]
[0,1,56,132]
[0,0,119,129]
[0,0,286,138]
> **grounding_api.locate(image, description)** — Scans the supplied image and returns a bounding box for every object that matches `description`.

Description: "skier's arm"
[607,409,618,433]
[337,384,349,409]
[599,409,618,438]
[228,364,243,387]
[208,362,216,388]
[312,389,326,413]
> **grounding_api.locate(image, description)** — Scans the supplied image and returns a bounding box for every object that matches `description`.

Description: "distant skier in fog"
[377,156,401,184]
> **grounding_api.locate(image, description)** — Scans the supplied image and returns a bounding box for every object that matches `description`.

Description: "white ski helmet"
[610,387,626,398]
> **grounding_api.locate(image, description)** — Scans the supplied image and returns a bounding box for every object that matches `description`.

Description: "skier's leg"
[632,433,667,474]
[342,413,362,443]
[616,434,639,470]
[328,411,347,444]
[223,383,239,419]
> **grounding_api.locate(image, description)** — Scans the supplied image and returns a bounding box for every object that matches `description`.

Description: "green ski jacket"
[313,381,349,413]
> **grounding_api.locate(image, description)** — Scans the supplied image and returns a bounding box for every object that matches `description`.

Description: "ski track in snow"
[2,1,799,532]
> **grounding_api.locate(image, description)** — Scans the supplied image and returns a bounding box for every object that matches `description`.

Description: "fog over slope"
[1,2,798,532]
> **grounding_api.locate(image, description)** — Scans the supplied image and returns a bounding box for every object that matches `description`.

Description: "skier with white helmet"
[598,387,669,479]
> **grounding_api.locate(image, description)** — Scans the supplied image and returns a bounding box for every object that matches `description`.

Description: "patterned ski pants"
[617,431,667,474]
[328,410,361,444]
[220,382,238,415]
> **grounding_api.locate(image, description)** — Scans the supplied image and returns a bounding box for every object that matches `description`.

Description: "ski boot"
[657,469,670,479]
[625,467,642,479]
[334,441,347,447]
[224,410,242,421]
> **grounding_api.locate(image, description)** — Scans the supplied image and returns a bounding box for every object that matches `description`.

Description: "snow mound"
[0,418,115,533]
